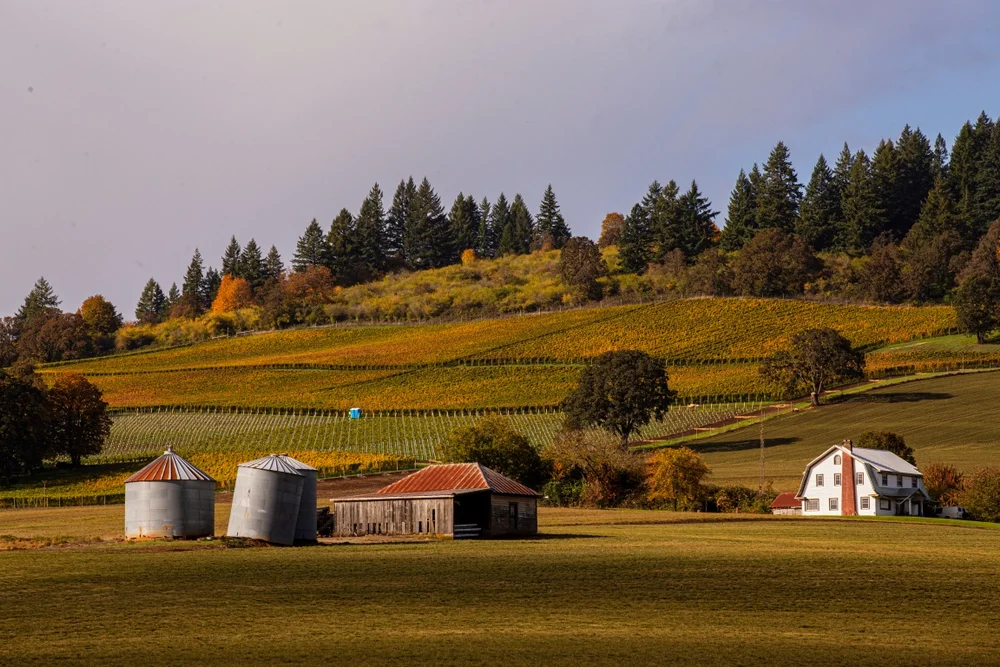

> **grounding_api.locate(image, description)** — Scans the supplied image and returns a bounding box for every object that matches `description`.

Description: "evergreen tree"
[948,121,978,202]
[837,151,885,253]
[180,249,206,316]
[973,123,1000,240]
[909,174,960,241]
[832,143,854,199]
[490,193,513,255]
[17,278,61,322]
[292,219,328,272]
[535,185,571,249]
[239,239,265,292]
[326,208,357,284]
[894,125,935,238]
[720,169,758,251]
[405,177,451,269]
[651,180,681,261]
[508,194,535,255]
[135,279,167,324]
[477,197,496,258]
[756,141,802,233]
[386,177,417,264]
[354,182,387,279]
[221,236,242,277]
[264,246,284,282]
[203,267,222,306]
[932,133,949,181]
[870,139,900,238]
[447,192,478,261]
[796,155,840,251]
[167,283,180,308]
[673,180,718,257]
[618,203,652,273]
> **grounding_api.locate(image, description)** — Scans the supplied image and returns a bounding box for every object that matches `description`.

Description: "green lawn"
[1,507,999,665]
[690,371,1000,490]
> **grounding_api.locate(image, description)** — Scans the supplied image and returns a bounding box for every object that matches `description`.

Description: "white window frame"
[816,473,824,487]
[880,498,891,510]
[834,473,842,486]
[860,497,870,510]
[829,497,839,511]
[856,472,864,485]
[834,454,842,465]
[804,499,819,512]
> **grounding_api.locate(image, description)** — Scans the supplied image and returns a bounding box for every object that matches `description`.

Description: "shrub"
[646,447,710,511]
[960,467,1000,522]
[923,462,965,506]
[712,484,776,514]
[543,429,644,507]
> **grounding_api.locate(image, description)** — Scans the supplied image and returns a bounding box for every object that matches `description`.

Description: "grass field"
[2,507,1000,665]
[686,371,1000,490]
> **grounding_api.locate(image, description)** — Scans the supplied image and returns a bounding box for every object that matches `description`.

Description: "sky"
[2,0,1000,317]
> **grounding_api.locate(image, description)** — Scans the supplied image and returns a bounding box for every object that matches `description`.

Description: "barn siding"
[332,498,454,537]
[488,495,538,537]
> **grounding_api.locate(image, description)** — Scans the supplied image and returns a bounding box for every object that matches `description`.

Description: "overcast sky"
[2,0,1000,317]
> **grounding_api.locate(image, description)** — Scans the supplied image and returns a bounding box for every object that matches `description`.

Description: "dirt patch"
[215,470,416,505]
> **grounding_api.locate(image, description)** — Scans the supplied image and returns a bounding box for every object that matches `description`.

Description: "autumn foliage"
[212,275,254,313]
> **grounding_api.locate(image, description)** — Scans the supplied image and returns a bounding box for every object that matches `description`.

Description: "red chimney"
[841,439,856,516]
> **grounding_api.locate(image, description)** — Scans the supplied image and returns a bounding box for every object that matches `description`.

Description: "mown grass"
[1,507,999,665]
[686,371,1000,490]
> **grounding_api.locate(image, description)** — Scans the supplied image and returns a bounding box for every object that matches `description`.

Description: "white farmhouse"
[796,440,930,517]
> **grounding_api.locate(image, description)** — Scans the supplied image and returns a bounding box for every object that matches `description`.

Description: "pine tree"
[17,277,61,322]
[894,125,935,238]
[508,194,535,255]
[837,151,885,253]
[292,219,329,272]
[327,209,356,284]
[477,197,495,258]
[264,246,284,282]
[907,174,960,242]
[203,267,221,306]
[535,185,571,249]
[239,239,265,292]
[221,236,242,277]
[619,203,652,274]
[796,155,840,251]
[870,139,900,239]
[973,123,1000,240]
[167,283,180,306]
[405,177,451,269]
[948,121,978,201]
[447,192,478,261]
[756,141,802,233]
[354,182,387,280]
[135,278,167,324]
[490,193,514,256]
[387,177,417,264]
[180,249,206,316]
[651,180,681,260]
[932,133,949,181]
[673,180,718,257]
[720,169,758,251]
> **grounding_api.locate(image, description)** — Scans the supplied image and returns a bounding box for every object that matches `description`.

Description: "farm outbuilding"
[769,492,802,515]
[226,454,304,546]
[278,454,318,542]
[124,446,215,539]
[332,463,540,539]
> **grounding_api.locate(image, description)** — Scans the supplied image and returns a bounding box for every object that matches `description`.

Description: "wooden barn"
[332,463,540,539]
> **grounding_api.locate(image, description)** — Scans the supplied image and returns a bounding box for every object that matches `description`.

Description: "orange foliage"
[212,275,254,313]
[284,265,336,306]
[461,249,477,265]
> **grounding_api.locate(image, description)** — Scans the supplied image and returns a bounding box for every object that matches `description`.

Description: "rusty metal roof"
[375,463,540,497]
[769,492,802,509]
[124,446,214,483]
[239,454,303,476]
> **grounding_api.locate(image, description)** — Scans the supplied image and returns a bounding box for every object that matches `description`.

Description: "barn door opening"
[509,502,518,530]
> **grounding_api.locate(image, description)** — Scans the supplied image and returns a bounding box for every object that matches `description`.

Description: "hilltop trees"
[756,141,802,233]
[760,328,865,405]
[135,279,167,324]
[720,168,758,251]
[293,220,329,272]
[535,185,571,249]
[597,212,625,248]
[17,278,60,323]
[559,236,607,301]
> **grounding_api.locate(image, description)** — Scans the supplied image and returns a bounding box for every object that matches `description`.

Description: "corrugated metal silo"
[226,454,304,546]
[278,454,318,542]
[124,446,215,539]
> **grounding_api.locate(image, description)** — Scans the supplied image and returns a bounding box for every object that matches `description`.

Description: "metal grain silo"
[279,454,318,542]
[226,454,304,546]
[124,446,215,539]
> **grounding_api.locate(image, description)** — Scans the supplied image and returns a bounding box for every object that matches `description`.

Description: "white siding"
[799,453,878,516]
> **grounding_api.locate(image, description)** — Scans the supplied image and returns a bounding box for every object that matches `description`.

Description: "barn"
[332,463,540,539]
[769,492,803,516]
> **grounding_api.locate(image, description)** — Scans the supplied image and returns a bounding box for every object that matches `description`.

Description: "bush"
[646,447,710,511]
[960,467,1000,522]
[542,429,645,507]
[541,479,584,507]
[711,484,776,514]
[441,416,547,488]
[923,462,965,506]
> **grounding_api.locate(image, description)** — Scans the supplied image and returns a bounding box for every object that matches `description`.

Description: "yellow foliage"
[212,275,254,313]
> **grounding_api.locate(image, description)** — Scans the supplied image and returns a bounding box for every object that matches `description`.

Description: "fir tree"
[354,182,387,279]
[870,139,900,239]
[909,174,960,241]
[508,194,535,255]
[203,267,221,306]
[756,141,802,233]
[894,125,935,238]
[651,180,681,260]
[17,277,61,322]
[720,168,758,251]
[135,278,167,324]
[948,121,978,202]
[535,185,571,249]
[619,203,652,274]
[490,193,513,255]
[167,283,180,307]
[386,177,417,264]
[221,236,242,277]
[327,208,356,284]
[796,155,840,251]
[673,180,718,257]
[405,177,451,269]
[832,143,854,199]
[837,151,885,253]
[447,192,478,261]
[641,180,664,225]
[973,123,1000,240]
[292,219,328,272]
[477,197,496,258]
[239,239,265,292]
[932,133,949,181]
[180,249,206,316]
[264,246,284,282]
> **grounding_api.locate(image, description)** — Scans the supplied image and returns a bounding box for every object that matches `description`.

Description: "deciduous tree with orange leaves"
[211,275,254,313]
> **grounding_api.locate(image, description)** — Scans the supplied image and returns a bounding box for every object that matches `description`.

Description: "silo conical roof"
[125,446,214,483]
[277,454,317,471]
[239,454,304,476]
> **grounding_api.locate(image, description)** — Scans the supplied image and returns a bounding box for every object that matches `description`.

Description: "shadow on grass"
[519,533,603,541]
[687,436,800,454]
[838,392,952,404]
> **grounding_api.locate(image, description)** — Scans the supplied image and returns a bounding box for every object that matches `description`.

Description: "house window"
[881,473,888,485]
[857,472,864,485]
[880,499,891,510]
[834,454,842,465]
[897,475,903,486]
[816,474,824,487]
[834,473,842,486]
[860,497,870,510]
[829,498,839,511]
[912,477,918,488]
[804,499,819,512]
